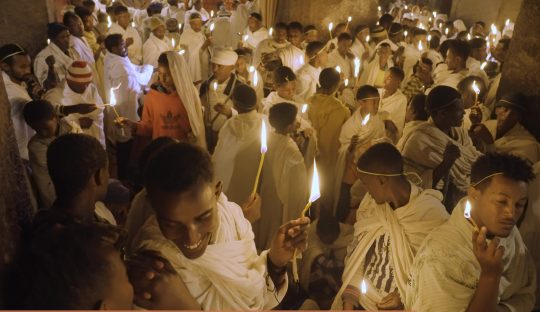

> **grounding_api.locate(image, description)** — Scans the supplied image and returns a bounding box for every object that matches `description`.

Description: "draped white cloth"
[133,193,288,310]
[357,55,394,87]
[179,28,209,82]
[327,49,354,80]
[108,23,143,65]
[402,44,421,83]
[166,51,206,148]
[405,198,536,312]
[34,42,80,86]
[332,183,449,311]
[103,52,153,142]
[295,63,322,102]
[143,33,173,68]
[396,119,482,191]
[466,57,489,86]
[183,8,210,29]
[2,71,35,160]
[278,44,305,72]
[71,35,94,65]
[253,38,289,68]
[44,81,106,147]
[431,67,468,90]
[243,27,270,50]
[212,17,236,49]
[483,120,540,164]
[212,111,264,203]
[378,88,408,135]
[230,3,250,47]
[332,112,388,213]
[125,188,154,253]
[161,4,185,21]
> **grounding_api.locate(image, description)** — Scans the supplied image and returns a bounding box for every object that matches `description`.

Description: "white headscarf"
[165,51,207,148]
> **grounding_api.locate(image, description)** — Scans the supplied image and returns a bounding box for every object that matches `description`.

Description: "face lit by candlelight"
[468,175,528,237]
[276,81,297,101]
[152,181,221,259]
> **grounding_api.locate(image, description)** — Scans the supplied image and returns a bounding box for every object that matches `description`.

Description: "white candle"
[344,78,349,87]
[269,27,273,36]
[302,104,308,114]
[491,24,497,35]
[178,49,185,55]
[354,57,360,78]
[505,19,510,27]
[335,65,341,73]
[47,39,50,45]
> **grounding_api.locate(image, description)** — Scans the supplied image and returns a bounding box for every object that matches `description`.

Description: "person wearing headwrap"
[199,47,240,151]
[108,5,143,65]
[397,86,482,210]
[164,18,181,47]
[241,13,269,51]
[44,60,105,147]
[183,0,209,30]
[143,16,173,68]
[124,51,206,148]
[351,25,373,61]
[179,12,211,82]
[470,92,540,164]
[370,25,389,46]
[406,153,536,312]
[34,23,81,88]
[212,84,265,205]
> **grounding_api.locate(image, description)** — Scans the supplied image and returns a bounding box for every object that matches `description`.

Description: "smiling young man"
[132,142,310,310]
[406,153,536,312]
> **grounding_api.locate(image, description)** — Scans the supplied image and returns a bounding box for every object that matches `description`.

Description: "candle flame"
[47,39,51,45]
[361,113,370,126]
[109,83,122,106]
[354,57,361,77]
[348,16,352,22]
[366,35,370,42]
[472,81,480,95]
[210,10,214,17]
[491,24,497,35]
[302,104,308,114]
[178,49,185,55]
[404,30,408,37]
[433,11,437,18]
[464,200,472,219]
[404,5,408,9]
[429,17,432,22]
[253,71,259,87]
[418,23,425,30]
[377,6,381,11]
[361,279,368,294]
[335,65,341,73]
[243,34,249,42]
[172,38,176,47]
[107,15,112,28]
[418,41,424,51]
[428,34,432,41]
[481,61,487,70]
[260,120,267,153]
[269,27,274,36]
[178,23,182,30]
[445,28,449,35]
[209,22,215,32]
[344,78,349,87]
[328,22,334,32]
[248,65,255,73]
[212,81,218,91]
[309,160,321,203]
[505,19,510,27]
[131,21,135,28]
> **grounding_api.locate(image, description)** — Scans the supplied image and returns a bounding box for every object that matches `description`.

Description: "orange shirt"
[136,89,192,140]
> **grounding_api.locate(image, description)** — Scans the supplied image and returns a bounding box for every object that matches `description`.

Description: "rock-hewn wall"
[450,0,522,26]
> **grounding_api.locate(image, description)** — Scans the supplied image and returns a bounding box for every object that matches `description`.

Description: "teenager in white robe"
[397,86,482,208]
[357,43,394,89]
[327,33,355,81]
[108,6,143,65]
[229,0,249,47]
[242,13,269,51]
[235,49,264,105]
[179,13,211,82]
[143,17,173,68]
[253,103,308,250]
[44,61,106,147]
[470,93,540,164]
[278,44,305,72]
[430,39,469,90]
[406,155,536,312]
[378,67,407,136]
[212,84,264,204]
[183,0,209,29]
[401,30,427,83]
[351,25,373,61]
[131,143,310,310]
[34,23,81,87]
[103,34,153,142]
[296,41,328,102]
[253,24,289,68]
[332,143,449,311]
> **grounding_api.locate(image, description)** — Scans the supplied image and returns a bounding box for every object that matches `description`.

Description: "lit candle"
[377,6,381,12]
[269,27,274,36]
[178,23,183,30]
[251,120,267,196]
[210,10,214,18]
[505,19,510,27]
[361,279,368,295]
[433,11,437,18]
[302,104,308,114]
[107,15,112,28]
[418,41,424,51]
[243,34,249,43]
[445,28,449,36]
[481,61,487,70]
[106,84,126,135]
[472,80,480,105]
[428,17,432,23]
[404,30,408,37]
[335,65,342,73]
[178,49,185,55]
[344,78,349,87]
[354,57,360,78]
[171,38,176,48]
[361,113,370,126]
[345,16,352,31]
[252,71,259,87]
[131,21,135,28]
[365,35,370,42]
[209,22,215,33]
[404,5,408,10]
[47,39,50,45]
[464,199,479,231]
[491,23,497,35]
[292,159,321,283]
[328,22,334,40]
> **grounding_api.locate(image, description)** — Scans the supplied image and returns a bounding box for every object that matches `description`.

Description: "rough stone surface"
[498,0,540,140]
[450,0,522,26]
[0,0,49,57]
[276,0,378,36]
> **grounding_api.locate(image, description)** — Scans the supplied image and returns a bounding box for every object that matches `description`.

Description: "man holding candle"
[296,41,328,102]
[332,142,449,311]
[241,13,270,51]
[131,142,309,309]
[179,13,212,84]
[406,152,536,312]
[143,17,173,68]
[108,5,143,65]
[327,33,355,82]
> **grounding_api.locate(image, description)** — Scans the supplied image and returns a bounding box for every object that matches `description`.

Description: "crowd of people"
[1,0,540,310]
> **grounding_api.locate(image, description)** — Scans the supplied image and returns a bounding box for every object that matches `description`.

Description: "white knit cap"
[211,47,238,66]
[66,61,93,84]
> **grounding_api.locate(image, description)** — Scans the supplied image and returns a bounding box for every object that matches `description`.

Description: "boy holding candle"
[332,143,448,311]
[406,153,536,312]
[296,41,328,102]
[456,76,490,131]
[252,102,308,250]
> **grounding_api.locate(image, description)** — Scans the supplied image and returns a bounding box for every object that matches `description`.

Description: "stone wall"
[276,0,378,35]
[0,0,49,57]
[450,0,522,27]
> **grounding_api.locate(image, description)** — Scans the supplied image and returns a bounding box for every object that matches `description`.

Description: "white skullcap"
[211,47,238,66]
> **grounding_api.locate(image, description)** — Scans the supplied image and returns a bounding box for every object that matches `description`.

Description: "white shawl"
[332,184,449,311]
[295,63,322,102]
[143,33,173,68]
[108,23,143,65]
[358,55,394,87]
[34,43,80,86]
[278,44,305,72]
[166,51,206,148]
[134,193,287,310]
[327,49,354,80]
[397,119,482,191]
[406,198,536,312]
[243,27,270,50]
[378,88,408,135]
[484,120,540,164]
[179,28,208,82]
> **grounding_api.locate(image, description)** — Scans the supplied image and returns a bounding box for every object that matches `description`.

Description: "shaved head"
[357,142,403,175]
